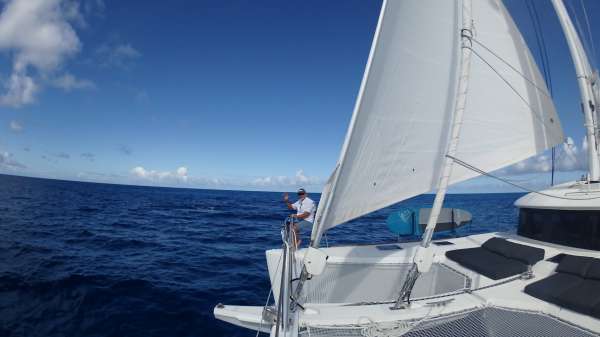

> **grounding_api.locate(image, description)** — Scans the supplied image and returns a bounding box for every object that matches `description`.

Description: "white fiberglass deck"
[260,232,600,336]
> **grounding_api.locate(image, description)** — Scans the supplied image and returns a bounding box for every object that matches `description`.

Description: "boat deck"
[292,233,600,334]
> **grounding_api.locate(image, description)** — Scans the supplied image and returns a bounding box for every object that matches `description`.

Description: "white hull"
[215,232,600,336]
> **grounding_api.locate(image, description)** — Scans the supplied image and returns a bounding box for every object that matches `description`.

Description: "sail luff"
[420,0,473,251]
[310,0,389,248]
[552,0,600,181]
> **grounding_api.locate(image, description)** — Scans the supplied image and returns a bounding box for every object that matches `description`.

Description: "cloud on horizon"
[130,166,189,184]
[127,166,323,190]
[499,136,587,176]
[0,151,25,169]
[251,169,322,188]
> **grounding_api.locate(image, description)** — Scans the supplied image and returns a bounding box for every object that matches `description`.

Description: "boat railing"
[273,215,297,336]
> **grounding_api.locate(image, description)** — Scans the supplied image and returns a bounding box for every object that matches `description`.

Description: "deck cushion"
[585,259,600,280]
[482,237,545,265]
[555,279,600,315]
[445,247,528,280]
[446,238,544,280]
[523,273,582,304]
[556,255,593,277]
[525,255,600,319]
[592,302,600,320]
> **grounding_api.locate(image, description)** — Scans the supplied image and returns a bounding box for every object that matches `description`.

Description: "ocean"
[0,174,524,337]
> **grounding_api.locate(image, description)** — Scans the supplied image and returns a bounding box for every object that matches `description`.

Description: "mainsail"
[311,0,564,245]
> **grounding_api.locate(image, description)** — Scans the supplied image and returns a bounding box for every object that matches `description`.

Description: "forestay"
[311,0,563,245]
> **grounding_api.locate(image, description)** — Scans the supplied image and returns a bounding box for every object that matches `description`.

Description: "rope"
[360,308,433,337]
[448,155,600,201]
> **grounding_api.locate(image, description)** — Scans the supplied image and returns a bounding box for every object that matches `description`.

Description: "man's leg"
[293,224,301,247]
[294,220,312,247]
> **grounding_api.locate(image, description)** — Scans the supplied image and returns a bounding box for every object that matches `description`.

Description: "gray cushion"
[446,247,527,280]
[585,259,600,280]
[555,279,600,315]
[556,255,594,277]
[482,237,545,265]
[526,255,600,319]
[593,302,600,319]
[524,273,582,303]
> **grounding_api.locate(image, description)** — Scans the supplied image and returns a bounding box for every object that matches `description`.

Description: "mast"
[552,0,600,181]
[393,0,473,309]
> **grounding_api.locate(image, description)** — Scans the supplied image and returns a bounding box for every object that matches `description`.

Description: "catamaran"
[215,0,600,336]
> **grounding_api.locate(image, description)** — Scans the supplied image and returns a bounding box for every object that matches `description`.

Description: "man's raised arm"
[283,193,295,210]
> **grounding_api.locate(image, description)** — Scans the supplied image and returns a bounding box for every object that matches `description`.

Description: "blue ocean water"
[0,174,524,337]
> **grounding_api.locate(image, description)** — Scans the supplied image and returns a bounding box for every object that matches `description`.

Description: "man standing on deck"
[283,188,315,247]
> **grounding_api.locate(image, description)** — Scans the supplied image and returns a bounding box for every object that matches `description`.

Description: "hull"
[214,232,600,336]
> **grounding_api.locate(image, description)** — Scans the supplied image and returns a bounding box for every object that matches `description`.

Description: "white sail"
[312,0,563,244]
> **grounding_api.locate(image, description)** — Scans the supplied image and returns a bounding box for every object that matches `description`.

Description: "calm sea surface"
[0,174,524,337]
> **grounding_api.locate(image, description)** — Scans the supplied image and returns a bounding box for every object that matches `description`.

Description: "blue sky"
[0,0,598,192]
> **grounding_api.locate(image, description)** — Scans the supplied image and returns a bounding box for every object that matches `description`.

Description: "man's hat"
[297,188,306,194]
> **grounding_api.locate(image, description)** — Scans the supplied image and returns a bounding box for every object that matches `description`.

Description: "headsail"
[312,0,563,245]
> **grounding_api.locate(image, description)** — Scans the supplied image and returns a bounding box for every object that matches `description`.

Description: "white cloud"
[130,166,189,184]
[96,42,141,68]
[0,0,84,107]
[51,73,95,91]
[2,69,37,106]
[0,151,25,169]
[126,166,323,190]
[500,136,587,175]
[9,119,22,131]
[251,169,323,188]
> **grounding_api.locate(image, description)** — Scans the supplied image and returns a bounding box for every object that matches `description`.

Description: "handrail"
[275,215,296,337]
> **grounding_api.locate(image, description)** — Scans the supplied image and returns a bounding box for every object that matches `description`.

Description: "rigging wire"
[580,0,598,67]
[470,48,562,141]
[525,0,556,185]
[470,38,551,98]
[566,0,597,70]
[526,0,553,95]
[448,155,600,201]
[528,0,554,96]
[468,39,565,185]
